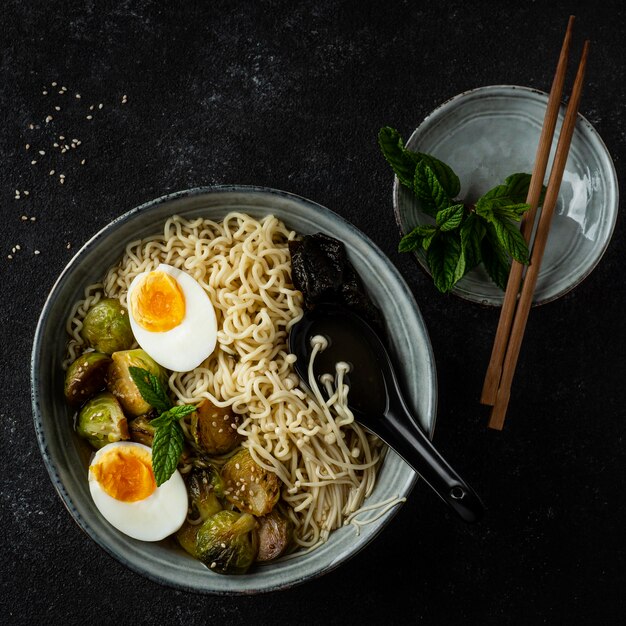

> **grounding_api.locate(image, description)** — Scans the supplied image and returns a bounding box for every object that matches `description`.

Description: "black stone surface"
[2,1,625,624]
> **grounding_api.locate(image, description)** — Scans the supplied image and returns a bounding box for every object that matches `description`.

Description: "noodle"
[65,212,398,553]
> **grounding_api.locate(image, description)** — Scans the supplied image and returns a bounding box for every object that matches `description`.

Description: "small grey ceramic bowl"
[32,186,437,594]
[394,85,619,306]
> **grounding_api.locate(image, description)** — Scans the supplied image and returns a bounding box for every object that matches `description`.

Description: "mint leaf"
[378,127,420,189]
[419,154,461,198]
[129,366,171,414]
[151,404,197,428]
[422,230,437,251]
[414,162,450,217]
[151,419,185,486]
[481,226,511,290]
[491,216,530,264]
[460,213,485,272]
[502,173,533,203]
[476,172,539,218]
[427,233,462,293]
[398,224,437,252]
[436,203,465,231]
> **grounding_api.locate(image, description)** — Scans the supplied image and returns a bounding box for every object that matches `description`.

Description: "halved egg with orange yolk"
[127,264,217,372]
[88,442,187,541]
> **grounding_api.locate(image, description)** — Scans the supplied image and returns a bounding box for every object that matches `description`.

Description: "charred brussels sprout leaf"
[64,352,112,407]
[196,510,258,575]
[107,349,167,417]
[82,299,134,355]
[191,400,242,455]
[222,449,280,516]
[187,467,224,521]
[76,391,129,449]
[176,521,201,558]
[256,509,294,562]
[128,414,156,446]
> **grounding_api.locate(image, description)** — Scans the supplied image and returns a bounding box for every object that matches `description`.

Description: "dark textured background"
[1,1,624,624]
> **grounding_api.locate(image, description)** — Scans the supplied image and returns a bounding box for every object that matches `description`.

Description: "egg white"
[88,441,188,542]
[127,263,217,372]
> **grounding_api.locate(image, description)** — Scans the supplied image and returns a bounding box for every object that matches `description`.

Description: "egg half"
[88,441,188,542]
[127,263,217,372]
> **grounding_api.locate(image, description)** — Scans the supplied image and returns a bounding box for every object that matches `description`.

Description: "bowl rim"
[31,184,438,594]
[392,84,619,307]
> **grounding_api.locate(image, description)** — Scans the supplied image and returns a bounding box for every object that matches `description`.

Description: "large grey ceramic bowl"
[394,85,618,306]
[32,186,437,594]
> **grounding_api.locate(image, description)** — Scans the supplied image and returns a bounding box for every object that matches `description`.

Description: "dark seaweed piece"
[289,233,384,332]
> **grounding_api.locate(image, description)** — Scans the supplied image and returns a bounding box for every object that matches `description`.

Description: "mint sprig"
[379,126,545,293]
[129,366,196,486]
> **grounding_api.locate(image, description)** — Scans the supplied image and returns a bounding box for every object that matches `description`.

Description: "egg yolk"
[130,270,186,332]
[90,447,156,502]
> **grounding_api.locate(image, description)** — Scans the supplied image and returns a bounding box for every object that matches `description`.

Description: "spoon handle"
[380,403,484,523]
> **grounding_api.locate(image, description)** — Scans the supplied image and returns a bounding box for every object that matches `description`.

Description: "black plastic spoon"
[288,304,484,523]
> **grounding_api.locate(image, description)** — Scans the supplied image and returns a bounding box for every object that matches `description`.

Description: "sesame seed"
[80,159,86,165]
[23,191,29,196]
[45,116,52,123]
[75,93,81,99]
[98,103,103,109]
[51,81,57,87]
[89,105,94,110]
[34,250,40,255]
[66,243,71,249]
[122,94,128,103]
[235,463,240,470]
[7,255,12,260]
[53,142,59,148]
[61,86,67,91]
[15,245,20,250]
[59,135,65,140]
[38,150,45,155]
[61,148,67,154]
[59,173,65,178]
[49,170,55,175]
[31,160,37,165]
[58,90,63,95]
[28,123,34,130]
[210,562,216,569]
[54,106,61,111]
[21,215,27,221]
[86,115,92,120]
[25,144,30,150]
[42,90,47,95]
[30,217,36,221]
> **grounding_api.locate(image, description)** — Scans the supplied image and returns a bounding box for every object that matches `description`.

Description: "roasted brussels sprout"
[222,449,280,516]
[76,391,129,449]
[106,349,167,416]
[175,521,201,558]
[64,352,112,407]
[195,510,258,575]
[191,399,242,455]
[128,414,156,446]
[176,467,224,557]
[187,466,224,521]
[82,298,134,354]
[256,509,294,562]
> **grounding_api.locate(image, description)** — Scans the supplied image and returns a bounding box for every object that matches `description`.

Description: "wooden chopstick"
[488,40,591,430]
[480,15,576,407]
